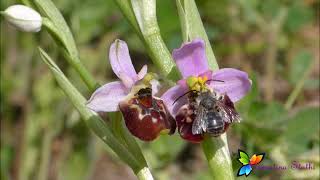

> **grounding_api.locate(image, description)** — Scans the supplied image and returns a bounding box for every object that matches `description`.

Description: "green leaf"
[35,0,99,92]
[176,0,218,70]
[34,0,78,58]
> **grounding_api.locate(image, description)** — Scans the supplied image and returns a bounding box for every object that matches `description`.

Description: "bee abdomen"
[206,113,225,136]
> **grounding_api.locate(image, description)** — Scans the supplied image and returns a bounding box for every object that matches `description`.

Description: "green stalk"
[201,134,234,179]
[114,0,175,76]
[38,48,153,179]
[143,31,175,75]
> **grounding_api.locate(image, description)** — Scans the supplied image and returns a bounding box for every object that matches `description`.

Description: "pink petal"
[119,73,135,89]
[137,65,148,80]
[161,85,189,116]
[86,81,128,112]
[209,68,251,102]
[109,39,137,84]
[172,38,209,79]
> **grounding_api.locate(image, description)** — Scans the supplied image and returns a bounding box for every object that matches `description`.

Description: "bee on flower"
[161,38,252,143]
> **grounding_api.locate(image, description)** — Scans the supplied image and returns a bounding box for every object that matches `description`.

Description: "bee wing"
[216,95,241,123]
[192,105,207,135]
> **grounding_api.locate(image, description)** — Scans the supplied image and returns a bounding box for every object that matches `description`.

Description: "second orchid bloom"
[86,39,175,141]
[87,38,251,143]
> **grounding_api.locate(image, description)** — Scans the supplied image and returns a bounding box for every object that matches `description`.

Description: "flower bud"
[2,5,42,32]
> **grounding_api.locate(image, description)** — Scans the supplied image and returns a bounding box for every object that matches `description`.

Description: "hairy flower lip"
[119,89,176,141]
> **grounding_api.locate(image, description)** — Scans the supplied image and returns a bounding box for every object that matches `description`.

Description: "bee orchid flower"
[86,39,148,112]
[161,38,251,142]
[87,39,175,141]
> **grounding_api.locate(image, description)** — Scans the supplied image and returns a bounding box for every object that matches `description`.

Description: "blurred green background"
[1,0,319,179]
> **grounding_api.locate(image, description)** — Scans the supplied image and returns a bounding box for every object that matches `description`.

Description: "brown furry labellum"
[119,87,176,141]
[175,90,238,143]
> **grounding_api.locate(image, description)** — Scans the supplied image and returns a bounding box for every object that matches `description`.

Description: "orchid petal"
[172,38,209,78]
[161,85,188,116]
[109,39,137,83]
[209,68,251,102]
[86,81,128,112]
[137,65,148,80]
[119,73,135,89]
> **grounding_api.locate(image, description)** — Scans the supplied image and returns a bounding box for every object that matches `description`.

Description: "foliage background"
[1,0,319,179]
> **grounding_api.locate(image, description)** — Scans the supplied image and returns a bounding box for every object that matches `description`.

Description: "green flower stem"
[114,0,175,76]
[201,134,234,180]
[143,32,175,75]
[38,48,153,179]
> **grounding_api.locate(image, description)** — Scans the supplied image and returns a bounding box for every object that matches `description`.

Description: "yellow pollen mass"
[186,76,208,91]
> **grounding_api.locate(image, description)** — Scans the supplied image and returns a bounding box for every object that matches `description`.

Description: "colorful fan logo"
[237,150,265,177]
